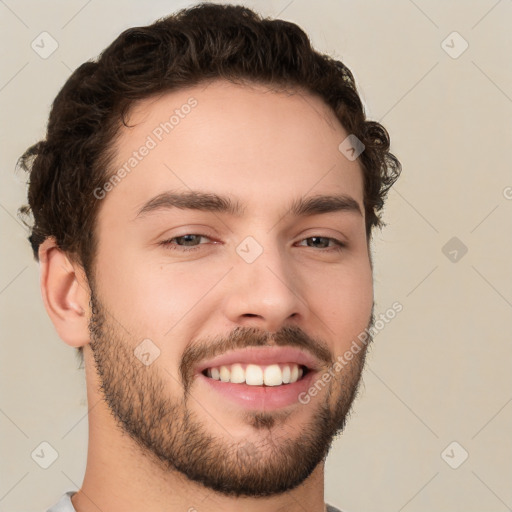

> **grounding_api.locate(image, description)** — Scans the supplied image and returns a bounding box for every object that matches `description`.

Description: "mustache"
[179,325,333,392]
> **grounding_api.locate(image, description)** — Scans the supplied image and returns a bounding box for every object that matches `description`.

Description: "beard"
[87,286,373,497]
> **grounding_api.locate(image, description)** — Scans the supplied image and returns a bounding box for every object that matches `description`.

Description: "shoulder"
[326,504,350,512]
[46,491,77,512]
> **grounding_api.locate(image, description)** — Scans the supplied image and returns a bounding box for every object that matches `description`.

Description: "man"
[18,3,400,511]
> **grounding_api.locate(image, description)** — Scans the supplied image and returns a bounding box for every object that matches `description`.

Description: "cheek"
[305,261,373,345]
[96,246,223,336]
[141,264,221,331]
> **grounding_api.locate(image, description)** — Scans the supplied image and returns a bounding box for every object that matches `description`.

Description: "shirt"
[47,491,345,512]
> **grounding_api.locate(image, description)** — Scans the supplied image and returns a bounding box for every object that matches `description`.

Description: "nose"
[220,240,307,333]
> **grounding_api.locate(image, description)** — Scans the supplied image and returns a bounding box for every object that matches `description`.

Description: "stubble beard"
[87,288,372,497]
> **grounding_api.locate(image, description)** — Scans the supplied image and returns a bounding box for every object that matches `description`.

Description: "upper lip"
[195,346,323,374]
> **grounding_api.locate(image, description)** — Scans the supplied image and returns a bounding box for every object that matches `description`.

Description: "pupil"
[310,237,326,248]
[181,235,198,245]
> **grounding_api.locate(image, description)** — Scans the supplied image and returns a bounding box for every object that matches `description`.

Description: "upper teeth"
[205,363,304,386]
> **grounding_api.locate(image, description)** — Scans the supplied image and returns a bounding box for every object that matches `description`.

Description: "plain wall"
[1,1,511,511]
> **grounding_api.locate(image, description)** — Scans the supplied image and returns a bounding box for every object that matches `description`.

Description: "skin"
[39,79,374,512]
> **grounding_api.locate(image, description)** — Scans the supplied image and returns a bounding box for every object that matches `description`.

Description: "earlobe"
[39,237,91,348]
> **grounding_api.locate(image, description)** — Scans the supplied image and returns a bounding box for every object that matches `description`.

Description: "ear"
[39,237,91,348]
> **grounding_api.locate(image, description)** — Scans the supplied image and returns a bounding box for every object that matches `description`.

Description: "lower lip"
[196,370,317,411]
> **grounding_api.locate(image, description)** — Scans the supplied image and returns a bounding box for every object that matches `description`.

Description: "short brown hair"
[18,2,400,276]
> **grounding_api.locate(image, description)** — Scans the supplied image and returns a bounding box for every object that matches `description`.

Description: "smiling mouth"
[201,362,310,387]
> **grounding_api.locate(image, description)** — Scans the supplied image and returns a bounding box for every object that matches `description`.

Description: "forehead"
[99,79,364,224]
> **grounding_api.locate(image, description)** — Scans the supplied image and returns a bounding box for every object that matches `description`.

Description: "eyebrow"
[134,190,363,220]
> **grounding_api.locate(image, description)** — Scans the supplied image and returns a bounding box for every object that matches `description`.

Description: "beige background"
[1,1,511,511]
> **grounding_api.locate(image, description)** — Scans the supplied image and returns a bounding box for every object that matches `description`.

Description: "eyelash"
[159,234,346,253]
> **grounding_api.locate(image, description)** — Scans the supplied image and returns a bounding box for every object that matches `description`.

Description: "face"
[87,79,374,496]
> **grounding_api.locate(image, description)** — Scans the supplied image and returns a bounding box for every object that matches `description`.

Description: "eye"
[296,236,345,252]
[159,234,345,253]
[159,234,214,252]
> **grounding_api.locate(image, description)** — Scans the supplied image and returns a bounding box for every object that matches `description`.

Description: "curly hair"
[18,2,401,277]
